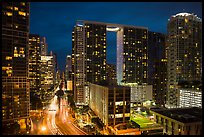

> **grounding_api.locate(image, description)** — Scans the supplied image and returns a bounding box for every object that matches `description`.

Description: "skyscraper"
[166,13,202,108]
[65,55,72,81]
[72,20,148,105]
[119,26,148,84]
[40,55,54,96]
[72,21,107,104]
[50,51,58,84]
[148,31,167,107]
[28,34,41,97]
[2,2,30,134]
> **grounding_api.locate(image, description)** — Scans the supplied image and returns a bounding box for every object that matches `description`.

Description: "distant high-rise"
[38,38,55,100]
[50,51,58,84]
[2,2,30,134]
[166,13,202,108]
[40,37,48,56]
[72,20,148,105]
[40,55,54,94]
[148,31,167,107]
[28,34,41,96]
[65,55,72,81]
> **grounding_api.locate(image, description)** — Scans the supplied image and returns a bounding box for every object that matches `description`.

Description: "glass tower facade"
[148,31,167,107]
[28,34,41,97]
[121,27,148,84]
[2,2,30,134]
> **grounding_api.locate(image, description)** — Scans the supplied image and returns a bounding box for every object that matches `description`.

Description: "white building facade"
[178,88,202,108]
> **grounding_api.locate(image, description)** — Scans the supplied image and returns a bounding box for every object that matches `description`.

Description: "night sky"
[30,2,202,71]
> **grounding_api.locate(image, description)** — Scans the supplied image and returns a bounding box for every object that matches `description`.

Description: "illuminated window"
[18,11,26,16]
[2,67,8,71]
[14,47,18,57]
[6,12,12,16]
[144,62,147,66]
[14,7,18,11]
[144,74,146,78]
[19,47,25,55]
[7,6,13,10]
[161,59,167,62]
[6,56,12,60]
[14,84,19,89]
[21,2,26,6]
[170,85,174,89]
[185,18,188,23]
[143,55,147,59]
[6,68,12,75]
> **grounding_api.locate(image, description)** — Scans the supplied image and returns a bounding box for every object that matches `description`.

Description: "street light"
[41,126,46,132]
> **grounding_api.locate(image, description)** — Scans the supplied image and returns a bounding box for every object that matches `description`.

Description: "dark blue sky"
[30,2,202,71]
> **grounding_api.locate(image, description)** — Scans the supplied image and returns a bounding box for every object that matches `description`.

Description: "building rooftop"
[150,107,202,123]
[173,12,192,17]
[169,12,202,22]
[76,20,148,30]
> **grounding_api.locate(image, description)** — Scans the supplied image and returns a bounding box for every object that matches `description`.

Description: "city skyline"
[2,2,202,135]
[30,2,202,71]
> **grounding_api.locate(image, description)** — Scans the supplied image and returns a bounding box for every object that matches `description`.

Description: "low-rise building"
[88,83,131,127]
[150,107,202,135]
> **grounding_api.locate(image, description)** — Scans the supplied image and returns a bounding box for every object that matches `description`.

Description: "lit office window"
[14,47,18,57]
[18,11,26,16]
[6,56,12,60]
[6,12,12,16]
[14,7,18,11]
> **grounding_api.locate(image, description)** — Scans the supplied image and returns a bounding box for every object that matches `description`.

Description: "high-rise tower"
[166,13,202,108]
[28,34,41,97]
[72,21,107,104]
[148,31,167,107]
[65,55,72,81]
[120,26,148,84]
[72,20,148,105]
[2,2,30,134]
